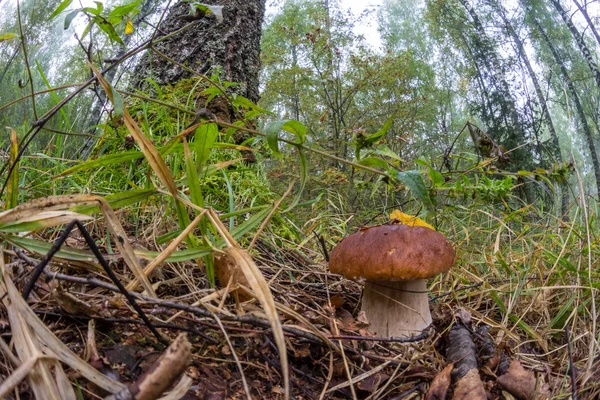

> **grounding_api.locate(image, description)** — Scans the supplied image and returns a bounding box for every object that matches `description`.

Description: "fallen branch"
[105,333,191,400]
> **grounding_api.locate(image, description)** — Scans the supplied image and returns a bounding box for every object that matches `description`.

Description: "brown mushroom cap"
[329,224,455,281]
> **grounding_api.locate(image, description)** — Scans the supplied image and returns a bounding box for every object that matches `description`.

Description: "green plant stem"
[16,0,37,121]
[215,120,392,178]
[0,83,82,114]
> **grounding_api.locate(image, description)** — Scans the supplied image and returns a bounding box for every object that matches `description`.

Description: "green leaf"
[6,235,210,264]
[94,17,124,46]
[415,159,444,186]
[50,0,74,19]
[6,236,109,263]
[0,33,18,42]
[80,19,94,40]
[364,114,395,145]
[264,120,307,157]
[395,170,433,209]
[284,148,308,212]
[373,144,402,162]
[195,123,219,168]
[189,2,224,23]
[281,120,306,144]
[60,150,143,176]
[72,189,157,214]
[0,211,93,233]
[358,157,388,169]
[201,86,223,105]
[517,170,534,176]
[36,60,70,132]
[6,129,18,210]
[64,9,82,29]
[184,140,205,208]
[264,121,285,158]
[109,0,141,18]
[549,297,574,329]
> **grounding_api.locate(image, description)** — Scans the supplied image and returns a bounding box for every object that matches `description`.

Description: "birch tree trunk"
[550,0,600,89]
[534,17,600,197]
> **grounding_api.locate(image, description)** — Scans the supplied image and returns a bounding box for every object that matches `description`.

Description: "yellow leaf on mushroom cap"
[389,210,435,231]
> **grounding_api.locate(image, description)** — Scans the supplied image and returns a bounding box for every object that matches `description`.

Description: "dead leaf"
[426,363,453,400]
[357,372,387,393]
[54,286,96,316]
[452,369,487,400]
[213,252,252,301]
[496,360,550,400]
[330,293,345,308]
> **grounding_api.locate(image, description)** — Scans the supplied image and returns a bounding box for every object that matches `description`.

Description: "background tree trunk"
[131,0,266,104]
[534,16,600,197]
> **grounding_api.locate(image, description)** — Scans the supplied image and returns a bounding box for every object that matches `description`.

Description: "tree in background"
[132,0,266,104]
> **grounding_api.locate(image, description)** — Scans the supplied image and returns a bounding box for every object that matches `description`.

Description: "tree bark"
[131,0,266,104]
[572,0,600,47]
[550,0,600,89]
[458,0,533,176]
[534,17,600,197]
[491,0,568,214]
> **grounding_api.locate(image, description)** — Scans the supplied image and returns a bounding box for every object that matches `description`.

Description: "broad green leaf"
[395,170,434,209]
[264,121,285,157]
[184,139,204,209]
[109,0,141,18]
[358,157,388,169]
[0,33,17,42]
[264,120,307,157]
[81,19,94,39]
[231,94,274,115]
[281,120,306,144]
[64,9,82,29]
[95,17,124,46]
[50,0,74,19]
[373,144,402,162]
[364,114,395,144]
[415,159,444,186]
[201,86,224,105]
[195,123,219,168]
[517,170,534,176]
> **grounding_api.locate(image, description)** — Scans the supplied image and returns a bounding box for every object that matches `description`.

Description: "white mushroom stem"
[361,279,432,338]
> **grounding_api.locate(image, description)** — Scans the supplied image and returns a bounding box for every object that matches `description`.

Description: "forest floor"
[0,213,597,400]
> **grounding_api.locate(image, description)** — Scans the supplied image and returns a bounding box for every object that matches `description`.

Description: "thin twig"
[566,327,578,400]
[327,331,429,343]
[209,311,252,400]
[18,221,166,344]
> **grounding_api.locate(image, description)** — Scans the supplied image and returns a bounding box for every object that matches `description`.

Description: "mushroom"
[329,223,455,338]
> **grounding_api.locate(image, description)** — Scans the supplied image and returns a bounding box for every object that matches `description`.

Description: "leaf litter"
[0,193,597,399]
